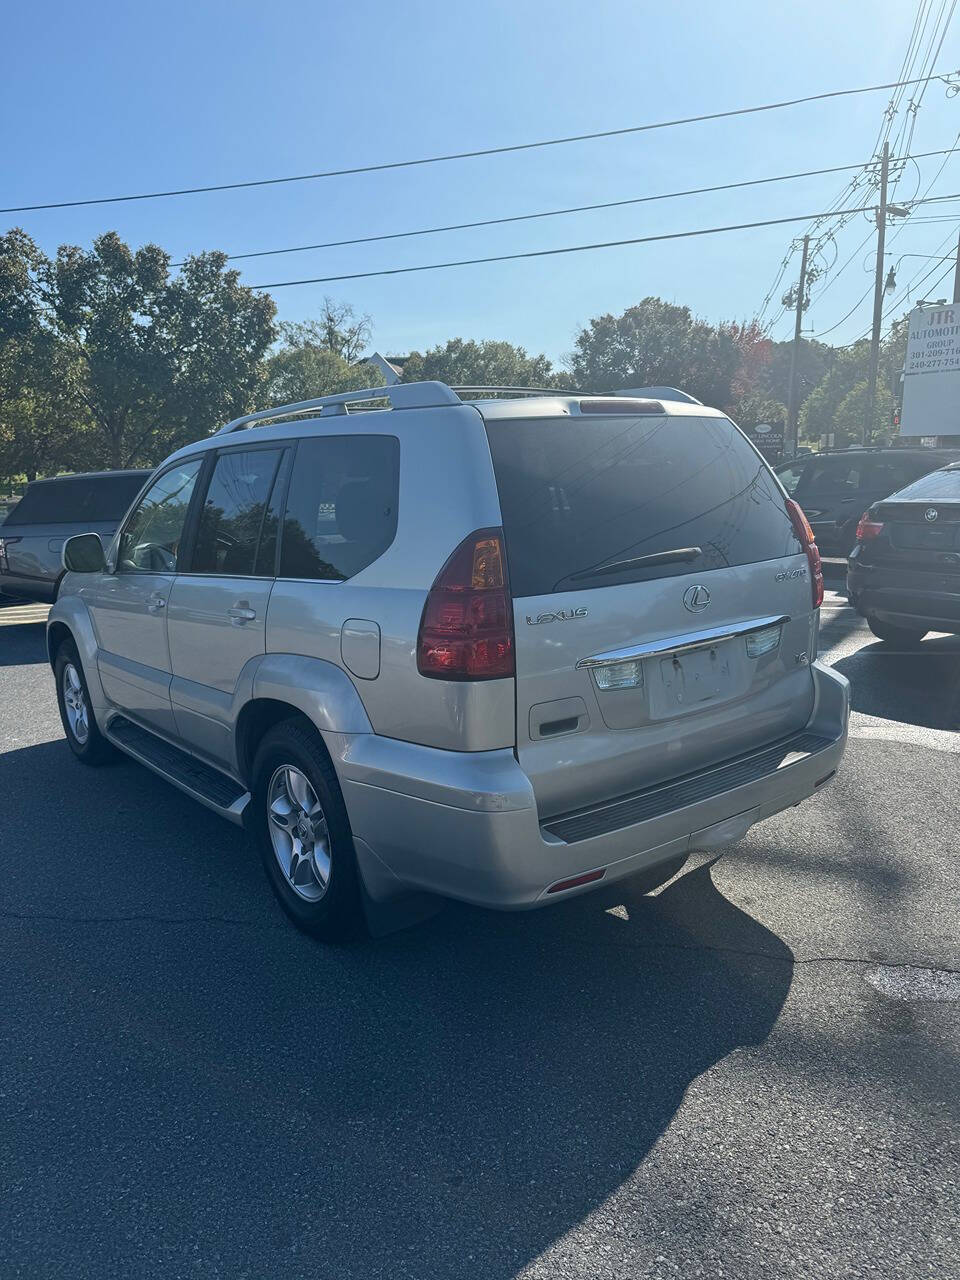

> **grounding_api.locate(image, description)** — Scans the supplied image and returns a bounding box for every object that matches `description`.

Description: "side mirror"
[63,532,107,574]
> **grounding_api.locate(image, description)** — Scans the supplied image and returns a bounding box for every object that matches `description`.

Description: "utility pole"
[784,233,810,459]
[953,227,960,304]
[865,141,890,447]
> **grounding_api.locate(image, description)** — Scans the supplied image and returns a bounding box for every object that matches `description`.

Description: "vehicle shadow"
[0,618,49,667]
[833,633,960,730]
[1,738,794,1279]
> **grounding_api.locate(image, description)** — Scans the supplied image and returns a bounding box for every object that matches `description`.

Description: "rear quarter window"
[278,435,400,581]
[484,412,800,597]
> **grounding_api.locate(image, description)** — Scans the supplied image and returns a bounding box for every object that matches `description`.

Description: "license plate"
[659,645,733,706]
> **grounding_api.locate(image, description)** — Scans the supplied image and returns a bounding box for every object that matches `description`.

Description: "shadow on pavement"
[833,633,960,731]
[0,619,48,667]
[0,738,794,1279]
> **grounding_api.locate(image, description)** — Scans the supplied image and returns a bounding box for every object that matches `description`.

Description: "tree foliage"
[262,320,378,407]
[401,337,558,388]
[0,229,276,476]
[569,298,741,405]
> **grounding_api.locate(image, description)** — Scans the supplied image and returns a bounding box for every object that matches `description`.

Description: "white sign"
[900,304,960,437]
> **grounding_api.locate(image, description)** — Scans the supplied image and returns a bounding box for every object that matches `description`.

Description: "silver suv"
[47,382,849,939]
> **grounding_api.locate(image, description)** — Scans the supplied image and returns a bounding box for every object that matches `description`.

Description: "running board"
[106,715,250,824]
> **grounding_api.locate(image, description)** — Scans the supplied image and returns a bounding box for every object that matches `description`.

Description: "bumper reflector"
[547,867,606,894]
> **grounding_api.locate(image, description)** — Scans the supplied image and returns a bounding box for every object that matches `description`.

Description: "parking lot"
[1,571,959,1279]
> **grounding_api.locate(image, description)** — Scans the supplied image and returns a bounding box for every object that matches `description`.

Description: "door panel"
[167,576,274,764]
[165,445,285,766]
[85,570,178,732]
[84,459,203,735]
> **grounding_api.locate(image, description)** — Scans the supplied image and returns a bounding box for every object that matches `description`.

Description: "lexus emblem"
[683,584,711,613]
[925,507,939,522]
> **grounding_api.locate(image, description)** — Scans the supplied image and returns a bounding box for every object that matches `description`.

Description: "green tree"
[401,337,558,388]
[568,298,741,405]
[0,229,91,481]
[261,314,378,406]
[733,390,787,431]
[1,229,277,472]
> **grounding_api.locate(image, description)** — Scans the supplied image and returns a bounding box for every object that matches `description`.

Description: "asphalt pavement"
[1,575,958,1279]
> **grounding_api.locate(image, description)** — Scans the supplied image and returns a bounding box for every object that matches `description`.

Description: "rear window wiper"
[556,546,702,589]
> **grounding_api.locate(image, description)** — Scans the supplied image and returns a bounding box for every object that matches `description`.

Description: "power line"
[248,195,960,290]
[3,70,959,215]
[168,145,960,269]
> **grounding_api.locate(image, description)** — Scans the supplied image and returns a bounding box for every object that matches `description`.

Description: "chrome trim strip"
[576,614,790,668]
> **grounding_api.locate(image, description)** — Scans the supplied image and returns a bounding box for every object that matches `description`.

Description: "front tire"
[867,617,928,646]
[54,640,116,764]
[251,719,365,941]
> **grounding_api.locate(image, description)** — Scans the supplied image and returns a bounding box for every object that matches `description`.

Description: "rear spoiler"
[614,386,703,405]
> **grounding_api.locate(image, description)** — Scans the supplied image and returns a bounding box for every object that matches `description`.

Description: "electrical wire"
[3,70,959,215]
[170,145,960,269]
[247,195,960,290]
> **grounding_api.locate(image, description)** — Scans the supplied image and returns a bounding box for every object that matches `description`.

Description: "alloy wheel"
[62,663,89,746]
[266,765,331,901]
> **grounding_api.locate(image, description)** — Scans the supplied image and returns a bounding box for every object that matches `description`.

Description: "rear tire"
[867,617,928,646]
[54,639,116,764]
[251,719,365,941]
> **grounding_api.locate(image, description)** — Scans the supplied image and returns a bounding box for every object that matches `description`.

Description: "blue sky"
[3,0,959,365]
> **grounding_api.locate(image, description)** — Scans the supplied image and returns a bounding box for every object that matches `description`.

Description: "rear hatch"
[867,466,960,588]
[483,405,818,819]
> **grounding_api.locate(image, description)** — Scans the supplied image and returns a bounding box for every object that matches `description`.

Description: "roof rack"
[451,385,581,399]
[216,380,460,435]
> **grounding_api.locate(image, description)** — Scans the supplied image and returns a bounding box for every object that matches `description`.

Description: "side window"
[117,461,202,573]
[776,463,805,495]
[192,448,283,576]
[867,458,915,497]
[279,435,400,581]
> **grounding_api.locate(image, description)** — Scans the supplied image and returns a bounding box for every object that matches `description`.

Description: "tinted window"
[279,436,400,581]
[118,461,202,573]
[865,457,929,497]
[192,448,283,576]
[3,473,148,526]
[794,457,863,495]
[485,413,800,597]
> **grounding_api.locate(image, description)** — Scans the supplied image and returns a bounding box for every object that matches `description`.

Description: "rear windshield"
[484,413,800,598]
[3,473,148,526]
[885,466,960,502]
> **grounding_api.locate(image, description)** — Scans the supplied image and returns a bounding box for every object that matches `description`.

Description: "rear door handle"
[147,594,166,613]
[228,605,257,624]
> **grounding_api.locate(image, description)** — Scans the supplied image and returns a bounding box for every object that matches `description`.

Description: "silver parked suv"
[47,382,849,939]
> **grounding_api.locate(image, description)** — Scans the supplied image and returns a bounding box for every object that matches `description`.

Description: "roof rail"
[614,386,702,405]
[451,385,581,399]
[216,380,461,435]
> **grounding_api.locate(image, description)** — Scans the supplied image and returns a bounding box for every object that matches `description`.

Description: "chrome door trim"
[575,614,791,668]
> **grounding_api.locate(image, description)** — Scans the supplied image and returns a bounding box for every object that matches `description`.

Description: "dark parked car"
[0,470,150,603]
[775,447,960,557]
[847,462,960,644]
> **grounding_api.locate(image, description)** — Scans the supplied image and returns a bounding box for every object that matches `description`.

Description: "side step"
[106,715,249,824]
[542,731,835,844]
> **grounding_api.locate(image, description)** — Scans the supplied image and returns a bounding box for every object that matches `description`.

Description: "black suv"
[848,462,960,644]
[0,470,150,603]
[775,448,960,557]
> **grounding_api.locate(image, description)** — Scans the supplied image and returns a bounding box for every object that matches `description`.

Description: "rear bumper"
[328,660,850,910]
[847,560,960,633]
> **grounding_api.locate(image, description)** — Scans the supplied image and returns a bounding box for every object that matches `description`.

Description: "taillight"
[856,510,884,541]
[417,528,515,680]
[785,499,824,608]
